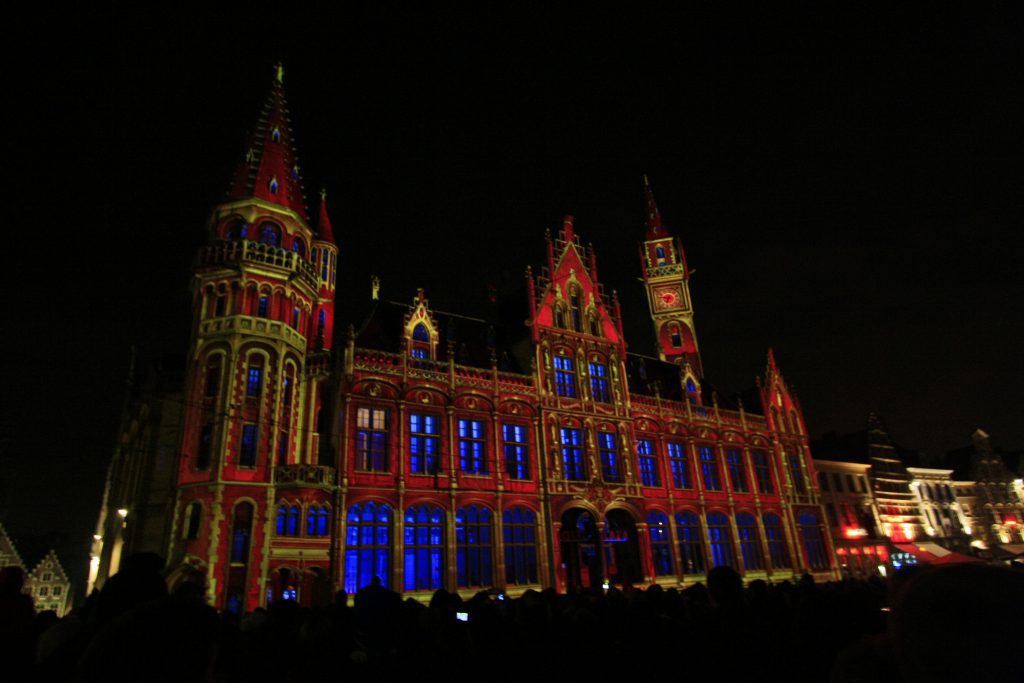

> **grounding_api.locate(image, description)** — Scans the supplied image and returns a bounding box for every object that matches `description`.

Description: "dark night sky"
[3,6,1022,585]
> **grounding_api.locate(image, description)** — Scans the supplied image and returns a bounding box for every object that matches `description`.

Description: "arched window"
[503,507,538,585]
[258,222,282,247]
[277,505,300,536]
[246,357,264,398]
[655,245,666,265]
[271,127,281,143]
[735,512,764,570]
[410,323,430,359]
[798,512,829,570]
[763,513,790,570]
[670,324,683,348]
[706,511,735,568]
[257,295,269,318]
[648,511,673,576]
[456,506,493,588]
[343,502,392,594]
[321,251,329,280]
[276,505,288,535]
[269,178,279,195]
[292,237,306,257]
[588,315,600,337]
[215,290,227,316]
[554,306,566,329]
[569,288,583,332]
[675,511,705,574]
[225,219,248,240]
[226,502,254,614]
[404,505,444,591]
[184,502,202,540]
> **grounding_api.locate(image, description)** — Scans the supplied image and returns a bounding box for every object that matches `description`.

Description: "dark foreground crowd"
[2,556,1022,682]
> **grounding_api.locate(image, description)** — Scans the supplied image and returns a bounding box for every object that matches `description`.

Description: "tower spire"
[227,63,308,219]
[317,188,336,244]
[642,173,664,240]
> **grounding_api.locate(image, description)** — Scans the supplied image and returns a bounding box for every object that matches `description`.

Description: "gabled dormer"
[760,348,806,436]
[404,289,439,360]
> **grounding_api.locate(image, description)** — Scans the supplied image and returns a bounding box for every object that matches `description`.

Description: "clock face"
[656,288,679,308]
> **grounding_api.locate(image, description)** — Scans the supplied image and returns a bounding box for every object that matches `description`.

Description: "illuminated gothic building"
[162,69,837,612]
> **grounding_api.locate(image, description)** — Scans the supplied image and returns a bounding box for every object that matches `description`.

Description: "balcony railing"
[274,464,335,488]
[196,240,320,288]
[352,348,536,395]
[199,315,307,350]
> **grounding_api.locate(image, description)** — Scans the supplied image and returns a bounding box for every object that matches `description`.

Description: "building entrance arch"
[559,508,602,591]
[604,508,642,587]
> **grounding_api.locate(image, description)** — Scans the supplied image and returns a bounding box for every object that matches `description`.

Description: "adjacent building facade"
[0,524,73,616]
[100,68,838,612]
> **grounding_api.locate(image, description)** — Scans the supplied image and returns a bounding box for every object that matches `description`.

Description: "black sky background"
[3,5,1022,587]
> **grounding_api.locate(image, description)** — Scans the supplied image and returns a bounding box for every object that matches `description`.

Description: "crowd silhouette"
[3,554,1022,682]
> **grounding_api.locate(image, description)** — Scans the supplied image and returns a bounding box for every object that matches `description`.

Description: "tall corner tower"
[639,175,702,377]
[170,64,336,613]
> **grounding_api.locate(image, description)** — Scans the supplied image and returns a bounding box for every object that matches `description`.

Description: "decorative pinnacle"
[276,62,285,83]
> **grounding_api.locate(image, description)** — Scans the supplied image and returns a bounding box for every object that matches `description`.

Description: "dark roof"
[812,416,923,466]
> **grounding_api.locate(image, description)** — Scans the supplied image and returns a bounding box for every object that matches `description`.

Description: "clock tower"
[639,175,703,378]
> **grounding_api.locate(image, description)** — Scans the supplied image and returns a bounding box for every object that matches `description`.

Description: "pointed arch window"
[225,219,248,240]
[589,314,601,337]
[648,511,673,576]
[258,295,269,318]
[404,505,445,591]
[343,501,392,593]
[268,178,279,195]
[271,127,281,143]
[292,237,306,257]
[246,358,264,397]
[736,512,764,570]
[307,505,330,537]
[706,511,736,568]
[655,245,667,265]
[675,511,706,574]
[456,506,493,589]
[503,507,538,585]
[763,513,790,569]
[570,287,583,332]
[798,512,829,570]
[411,323,431,359]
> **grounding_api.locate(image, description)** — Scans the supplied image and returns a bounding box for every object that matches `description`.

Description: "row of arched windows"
[343,502,540,594]
[552,287,603,337]
[202,282,316,336]
[276,503,331,537]
[222,218,308,257]
[647,510,829,575]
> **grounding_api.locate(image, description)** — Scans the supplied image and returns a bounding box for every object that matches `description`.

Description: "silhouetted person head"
[707,565,744,607]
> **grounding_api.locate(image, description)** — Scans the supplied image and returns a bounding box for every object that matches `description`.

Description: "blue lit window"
[259,222,281,246]
[292,307,299,329]
[752,451,774,494]
[307,505,330,536]
[589,362,610,402]
[736,512,764,570]
[648,511,673,576]
[275,505,287,535]
[411,323,430,359]
[321,252,329,280]
[292,237,306,257]
[668,442,692,488]
[411,348,427,359]
[225,219,247,240]
[727,449,749,493]
[456,506,493,588]
[798,512,828,570]
[246,365,263,397]
[706,511,735,568]
[258,296,268,318]
[554,355,576,397]
[458,419,487,474]
[343,502,391,594]
[763,513,790,569]
[637,439,659,487]
[272,127,281,143]
[788,451,807,494]
[503,424,529,479]
[356,407,389,472]
[239,424,258,467]
[404,505,444,591]
[675,511,705,574]
[230,503,253,565]
[655,245,666,264]
[560,428,585,480]
[503,507,538,585]
[598,431,621,483]
[699,446,722,491]
[409,413,440,474]
[671,324,683,349]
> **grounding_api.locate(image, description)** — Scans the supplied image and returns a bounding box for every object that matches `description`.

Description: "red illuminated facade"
[166,69,838,611]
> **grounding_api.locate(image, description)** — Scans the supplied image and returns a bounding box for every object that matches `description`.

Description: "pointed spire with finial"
[766,347,779,375]
[317,188,336,244]
[226,62,308,219]
[642,174,664,240]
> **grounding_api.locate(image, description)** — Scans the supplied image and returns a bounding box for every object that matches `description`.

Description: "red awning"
[930,552,985,565]
[894,543,942,562]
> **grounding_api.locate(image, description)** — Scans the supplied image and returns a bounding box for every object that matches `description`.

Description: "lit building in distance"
[151,67,838,611]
